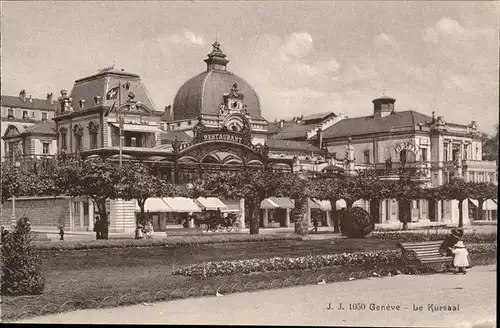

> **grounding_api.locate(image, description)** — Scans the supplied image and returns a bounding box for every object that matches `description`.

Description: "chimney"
[165,105,172,120]
[79,99,86,109]
[317,127,323,149]
[279,119,284,128]
[373,95,396,118]
[28,95,33,103]
[47,93,54,104]
[19,89,26,101]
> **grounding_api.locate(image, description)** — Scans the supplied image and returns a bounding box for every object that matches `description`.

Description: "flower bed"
[173,242,497,277]
[173,249,402,277]
[368,231,496,244]
[34,234,302,251]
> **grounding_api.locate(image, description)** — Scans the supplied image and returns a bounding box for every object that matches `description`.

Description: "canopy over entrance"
[163,197,201,213]
[469,199,497,210]
[195,197,228,211]
[260,197,295,209]
[135,198,173,212]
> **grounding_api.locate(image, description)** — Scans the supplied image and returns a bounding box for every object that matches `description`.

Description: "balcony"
[463,160,497,171]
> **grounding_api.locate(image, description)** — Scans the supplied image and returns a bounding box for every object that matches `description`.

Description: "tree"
[467,182,498,221]
[311,178,342,232]
[480,126,498,162]
[117,162,175,227]
[392,178,425,230]
[1,217,45,295]
[55,157,121,239]
[438,177,475,227]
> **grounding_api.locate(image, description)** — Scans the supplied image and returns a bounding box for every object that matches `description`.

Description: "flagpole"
[118,81,123,168]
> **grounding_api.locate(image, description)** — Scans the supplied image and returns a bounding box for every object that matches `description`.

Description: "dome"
[172,42,262,121]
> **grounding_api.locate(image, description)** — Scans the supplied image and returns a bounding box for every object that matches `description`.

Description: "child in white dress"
[449,240,469,274]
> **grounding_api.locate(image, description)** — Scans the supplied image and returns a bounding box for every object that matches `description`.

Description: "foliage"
[339,206,373,238]
[369,231,497,244]
[1,217,45,296]
[172,249,403,277]
[479,126,498,162]
[33,234,302,251]
[1,162,58,202]
[116,162,176,226]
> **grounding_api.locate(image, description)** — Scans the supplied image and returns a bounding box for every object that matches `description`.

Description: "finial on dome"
[205,40,229,71]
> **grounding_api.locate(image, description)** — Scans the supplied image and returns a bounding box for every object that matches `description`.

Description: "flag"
[106,86,119,100]
[104,101,116,116]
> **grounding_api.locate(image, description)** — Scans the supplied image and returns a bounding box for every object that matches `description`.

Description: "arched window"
[59,127,68,151]
[88,121,99,149]
[399,149,407,166]
[73,125,83,153]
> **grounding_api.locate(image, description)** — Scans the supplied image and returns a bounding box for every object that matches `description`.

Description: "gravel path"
[17,265,496,327]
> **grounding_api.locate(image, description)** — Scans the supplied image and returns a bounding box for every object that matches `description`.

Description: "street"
[17,264,496,327]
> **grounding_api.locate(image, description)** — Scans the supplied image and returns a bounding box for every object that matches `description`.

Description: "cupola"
[372,95,395,118]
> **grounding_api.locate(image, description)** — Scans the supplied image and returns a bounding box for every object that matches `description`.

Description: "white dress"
[451,248,469,267]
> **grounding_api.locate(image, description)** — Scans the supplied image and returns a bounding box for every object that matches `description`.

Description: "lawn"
[1,238,397,321]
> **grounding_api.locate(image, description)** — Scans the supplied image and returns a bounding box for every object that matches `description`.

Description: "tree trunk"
[293,197,309,235]
[399,200,409,231]
[369,200,379,230]
[95,199,109,240]
[477,198,484,221]
[346,199,355,210]
[458,199,464,228]
[248,199,260,235]
[329,199,340,233]
[138,200,146,227]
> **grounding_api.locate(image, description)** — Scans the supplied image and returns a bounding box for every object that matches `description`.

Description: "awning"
[308,199,321,209]
[163,197,201,213]
[469,199,497,210]
[260,197,295,209]
[220,199,241,212]
[195,197,228,211]
[110,123,163,133]
[135,198,173,212]
[313,199,332,211]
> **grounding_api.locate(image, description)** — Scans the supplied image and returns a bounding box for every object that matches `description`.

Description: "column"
[69,199,74,231]
[263,209,269,228]
[380,200,387,223]
[189,217,194,228]
[307,207,312,226]
[79,201,85,231]
[88,200,94,232]
[239,198,245,228]
[325,210,331,227]
[285,208,291,227]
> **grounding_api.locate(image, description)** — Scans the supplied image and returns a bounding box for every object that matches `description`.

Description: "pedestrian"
[145,220,154,239]
[0,226,8,243]
[94,216,101,240]
[59,227,65,241]
[449,240,469,274]
[440,228,463,257]
[136,224,144,239]
[312,216,319,233]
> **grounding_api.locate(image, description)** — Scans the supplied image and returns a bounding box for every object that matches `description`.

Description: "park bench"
[397,241,453,273]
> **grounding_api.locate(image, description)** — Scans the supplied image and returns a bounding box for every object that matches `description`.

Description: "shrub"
[369,231,497,244]
[173,249,402,277]
[340,207,373,238]
[34,234,302,251]
[1,217,45,296]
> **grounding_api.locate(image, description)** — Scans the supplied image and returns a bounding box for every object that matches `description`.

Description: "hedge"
[172,243,497,277]
[368,231,497,244]
[33,234,303,251]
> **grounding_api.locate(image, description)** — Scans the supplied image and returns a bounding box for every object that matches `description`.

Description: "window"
[60,131,67,150]
[177,122,181,127]
[88,121,99,149]
[42,112,47,122]
[90,133,98,149]
[363,150,370,164]
[23,110,28,120]
[73,125,83,153]
[463,144,468,160]
[421,147,428,162]
[332,152,337,159]
[131,137,137,147]
[42,143,50,154]
[399,149,407,165]
[188,121,192,125]
[7,108,14,119]
[443,143,449,161]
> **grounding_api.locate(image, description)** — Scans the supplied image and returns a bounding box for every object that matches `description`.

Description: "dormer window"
[23,110,28,120]
[7,108,13,119]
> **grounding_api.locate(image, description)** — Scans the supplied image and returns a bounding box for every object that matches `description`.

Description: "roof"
[322,110,433,139]
[266,138,322,151]
[22,121,56,135]
[273,122,318,140]
[172,70,263,121]
[302,112,336,123]
[69,69,156,112]
[1,95,57,111]
[267,120,296,134]
[161,131,193,143]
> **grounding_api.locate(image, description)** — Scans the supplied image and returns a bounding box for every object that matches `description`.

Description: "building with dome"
[1,41,496,233]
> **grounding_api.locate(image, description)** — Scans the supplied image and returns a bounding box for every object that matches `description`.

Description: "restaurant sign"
[394,142,419,154]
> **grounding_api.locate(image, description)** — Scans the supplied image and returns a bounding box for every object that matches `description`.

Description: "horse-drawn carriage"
[194,211,242,232]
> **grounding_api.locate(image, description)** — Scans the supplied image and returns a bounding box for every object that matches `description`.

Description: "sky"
[1,1,499,134]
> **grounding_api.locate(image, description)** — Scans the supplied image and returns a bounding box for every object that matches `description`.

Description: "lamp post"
[118,110,124,167]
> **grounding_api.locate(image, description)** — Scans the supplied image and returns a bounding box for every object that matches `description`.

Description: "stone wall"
[1,197,70,228]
